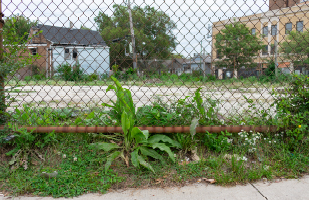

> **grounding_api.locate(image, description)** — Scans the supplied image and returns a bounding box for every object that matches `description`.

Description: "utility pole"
[127,0,138,74]
[200,39,206,77]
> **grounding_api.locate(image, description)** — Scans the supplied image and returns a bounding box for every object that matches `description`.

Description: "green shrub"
[24,76,32,82]
[273,74,309,149]
[204,131,232,152]
[87,73,98,81]
[56,62,83,81]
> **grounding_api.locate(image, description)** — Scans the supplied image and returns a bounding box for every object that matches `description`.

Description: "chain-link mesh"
[1,0,308,129]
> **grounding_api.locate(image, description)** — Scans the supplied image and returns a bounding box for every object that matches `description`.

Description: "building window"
[73,49,78,59]
[31,48,37,56]
[251,28,256,35]
[262,45,268,56]
[33,30,39,38]
[297,21,303,32]
[64,48,71,60]
[285,23,292,34]
[271,25,277,35]
[263,26,268,37]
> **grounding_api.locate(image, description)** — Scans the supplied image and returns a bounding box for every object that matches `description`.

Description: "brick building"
[212,0,309,79]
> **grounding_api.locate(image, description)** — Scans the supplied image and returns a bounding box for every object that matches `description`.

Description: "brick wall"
[269,0,300,10]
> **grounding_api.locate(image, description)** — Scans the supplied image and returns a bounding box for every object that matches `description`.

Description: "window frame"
[251,28,256,35]
[33,30,39,38]
[262,26,268,37]
[64,48,71,60]
[271,25,277,35]
[31,48,37,56]
[285,23,292,34]
[297,21,303,32]
[72,49,78,59]
[262,45,268,56]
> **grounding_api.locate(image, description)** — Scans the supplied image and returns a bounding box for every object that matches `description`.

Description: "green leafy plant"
[5,123,57,170]
[273,74,309,149]
[102,76,136,124]
[56,62,83,81]
[86,73,99,81]
[136,103,179,125]
[192,88,221,125]
[90,111,181,173]
[204,131,232,152]
[176,118,200,155]
[0,18,41,125]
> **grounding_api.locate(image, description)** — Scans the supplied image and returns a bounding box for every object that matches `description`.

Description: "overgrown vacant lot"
[0,75,308,198]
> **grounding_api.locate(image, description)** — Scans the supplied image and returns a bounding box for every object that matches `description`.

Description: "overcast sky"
[3,0,269,57]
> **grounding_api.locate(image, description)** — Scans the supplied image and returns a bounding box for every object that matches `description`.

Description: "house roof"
[34,24,106,46]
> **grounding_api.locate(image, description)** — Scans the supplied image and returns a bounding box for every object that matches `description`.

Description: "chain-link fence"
[2,0,309,197]
[1,0,308,130]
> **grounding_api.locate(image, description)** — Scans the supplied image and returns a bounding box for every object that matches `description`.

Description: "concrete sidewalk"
[1,176,308,200]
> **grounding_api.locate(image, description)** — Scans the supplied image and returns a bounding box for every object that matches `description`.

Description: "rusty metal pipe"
[0,125,278,133]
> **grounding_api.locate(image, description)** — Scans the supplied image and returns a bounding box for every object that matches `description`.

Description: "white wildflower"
[73,157,77,161]
[63,154,66,159]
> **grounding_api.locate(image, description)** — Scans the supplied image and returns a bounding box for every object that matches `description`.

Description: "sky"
[3,0,269,58]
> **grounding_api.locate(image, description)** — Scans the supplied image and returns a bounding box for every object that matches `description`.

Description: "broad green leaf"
[140,146,165,165]
[90,142,119,152]
[131,149,139,167]
[131,127,149,141]
[86,111,95,119]
[74,117,82,125]
[148,134,181,148]
[101,103,113,107]
[111,76,123,91]
[105,151,121,174]
[190,118,199,139]
[150,143,175,163]
[137,155,155,173]
[106,85,117,92]
[122,111,131,134]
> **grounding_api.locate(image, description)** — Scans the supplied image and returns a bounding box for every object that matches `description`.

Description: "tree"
[3,14,37,43]
[0,17,40,124]
[280,30,309,65]
[80,25,91,30]
[214,22,264,71]
[94,4,177,70]
[169,53,185,59]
